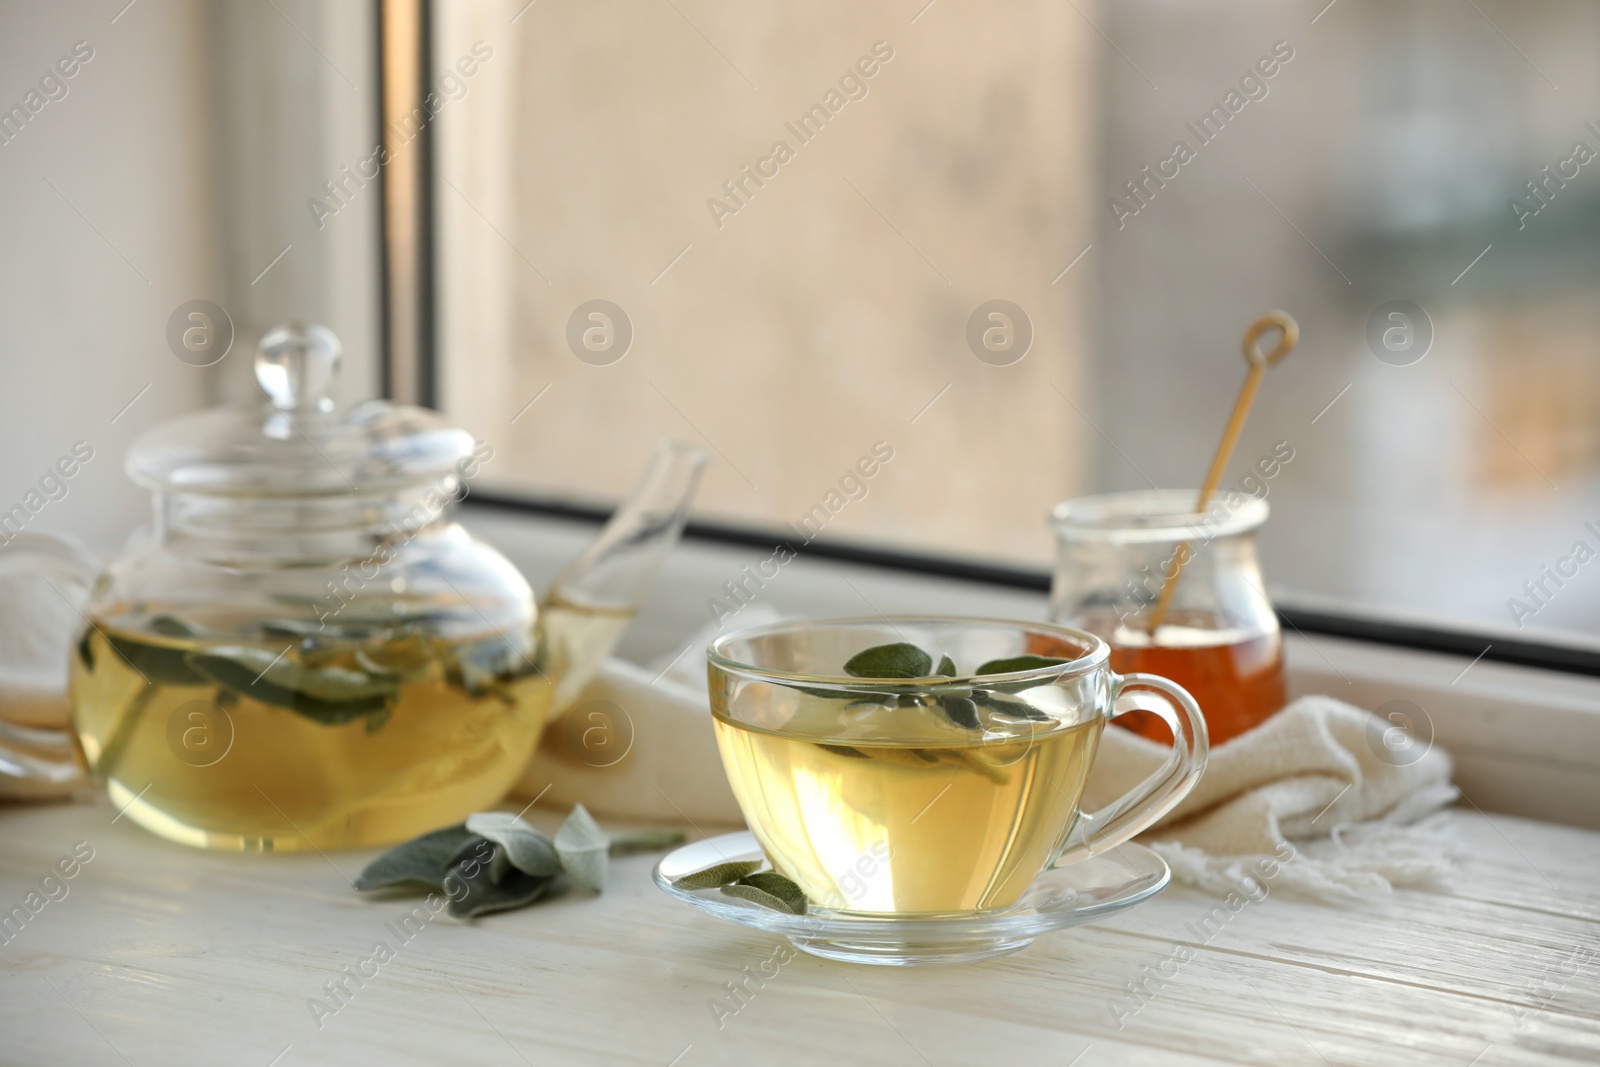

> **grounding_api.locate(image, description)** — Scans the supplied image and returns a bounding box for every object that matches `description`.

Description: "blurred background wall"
[437,0,1100,563]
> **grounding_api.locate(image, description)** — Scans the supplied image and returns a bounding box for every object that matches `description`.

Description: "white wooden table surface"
[2,795,1597,1067]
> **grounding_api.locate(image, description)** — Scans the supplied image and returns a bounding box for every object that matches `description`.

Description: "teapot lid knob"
[255,323,341,412]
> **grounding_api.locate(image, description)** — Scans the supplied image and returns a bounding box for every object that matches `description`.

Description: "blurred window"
[435,0,1600,648]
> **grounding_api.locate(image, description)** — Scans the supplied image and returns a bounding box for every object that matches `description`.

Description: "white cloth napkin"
[1086,695,1459,900]
[522,615,1459,901]
[522,656,741,828]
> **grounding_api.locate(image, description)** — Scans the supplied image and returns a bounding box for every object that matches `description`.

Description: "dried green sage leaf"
[447,635,539,697]
[149,614,202,637]
[938,695,981,730]
[843,643,932,679]
[983,691,1055,722]
[974,655,1070,676]
[445,856,556,919]
[670,859,763,890]
[464,812,561,877]
[606,829,688,855]
[106,633,207,686]
[187,647,395,725]
[738,871,807,915]
[488,843,515,885]
[355,824,479,891]
[936,654,957,677]
[720,882,804,915]
[554,804,608,892]
[355,806,685,919]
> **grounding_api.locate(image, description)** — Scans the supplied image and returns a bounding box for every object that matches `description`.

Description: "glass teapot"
[0,324,706,851]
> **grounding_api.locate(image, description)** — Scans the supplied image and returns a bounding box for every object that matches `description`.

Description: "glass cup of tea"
[707,617,1206,916]
[1049,489,1287,746]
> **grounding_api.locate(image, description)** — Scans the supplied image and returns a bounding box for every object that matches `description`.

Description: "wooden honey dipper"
[1145,310,1299,635]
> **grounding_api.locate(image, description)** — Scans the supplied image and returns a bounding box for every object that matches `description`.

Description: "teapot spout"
[539,440,709,711]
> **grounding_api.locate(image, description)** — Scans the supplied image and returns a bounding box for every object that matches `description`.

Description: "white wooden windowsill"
[2,509,1596,1066]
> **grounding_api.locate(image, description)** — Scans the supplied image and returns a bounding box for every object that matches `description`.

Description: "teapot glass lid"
[127,323,475,497]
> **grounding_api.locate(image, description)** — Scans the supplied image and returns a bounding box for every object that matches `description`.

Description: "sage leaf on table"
[356,808,684,920]
[446,848,556,919]
[466,812,562,877]
[354,824,481,891]
[554,804,610,892]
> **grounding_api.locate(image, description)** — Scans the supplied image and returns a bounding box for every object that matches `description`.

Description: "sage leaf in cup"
[554,804,610,892]
[465,812,561,877]
[843,643,933,679]
[938,694,981,729]
[355,824,482,891]
[983,691,1055,722]
[973,654,1070,676]
[935,654,957,677]
[669,859,763,890]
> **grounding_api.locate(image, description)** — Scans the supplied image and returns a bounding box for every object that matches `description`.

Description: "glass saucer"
[652,831,1171,966]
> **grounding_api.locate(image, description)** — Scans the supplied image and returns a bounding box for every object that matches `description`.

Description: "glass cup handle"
[0,533,101,794]
[1052,671,1209,867]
